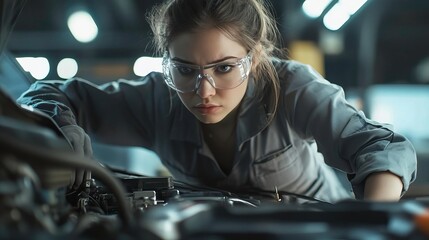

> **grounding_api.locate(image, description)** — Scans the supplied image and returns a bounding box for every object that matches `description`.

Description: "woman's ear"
[251,57,260,73]
[251,43,262,72]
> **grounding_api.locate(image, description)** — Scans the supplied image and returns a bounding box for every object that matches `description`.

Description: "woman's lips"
[194,104,221,114]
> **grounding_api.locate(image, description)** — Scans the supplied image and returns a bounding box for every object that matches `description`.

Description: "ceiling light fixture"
[16,57,50,80]
[57,58,78,79]
[302,0,333,18]
[133,57,163,77]
[323,0,369,31]
[67,10,98,43]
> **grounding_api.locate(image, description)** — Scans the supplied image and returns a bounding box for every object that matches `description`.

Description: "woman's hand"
[60,125,93,189]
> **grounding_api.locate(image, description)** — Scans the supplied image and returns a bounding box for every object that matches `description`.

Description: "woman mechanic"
[17,0,416,203]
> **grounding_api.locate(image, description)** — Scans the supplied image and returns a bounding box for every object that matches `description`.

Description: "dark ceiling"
[5,0,429,87]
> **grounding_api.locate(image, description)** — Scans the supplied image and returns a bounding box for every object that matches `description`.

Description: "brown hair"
[147,0,284,119]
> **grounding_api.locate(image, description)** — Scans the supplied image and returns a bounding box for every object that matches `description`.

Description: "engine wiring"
[0,121,133,228]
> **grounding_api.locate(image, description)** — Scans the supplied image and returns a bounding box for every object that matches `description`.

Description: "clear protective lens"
[162,52,252,93]
[170,63,201,92]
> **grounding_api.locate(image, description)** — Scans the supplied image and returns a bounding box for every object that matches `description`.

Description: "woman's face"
[168,28,250,124]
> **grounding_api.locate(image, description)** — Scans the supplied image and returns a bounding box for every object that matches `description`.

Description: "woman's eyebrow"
[171,56,238,65]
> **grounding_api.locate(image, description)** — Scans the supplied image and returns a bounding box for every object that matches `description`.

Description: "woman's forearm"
[363,171,403,201]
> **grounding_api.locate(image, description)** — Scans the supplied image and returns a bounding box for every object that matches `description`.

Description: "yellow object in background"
[289,41,325,77]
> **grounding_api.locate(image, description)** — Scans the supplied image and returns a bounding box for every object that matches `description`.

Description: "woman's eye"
[216,64,233,73]
[177,66,194,75]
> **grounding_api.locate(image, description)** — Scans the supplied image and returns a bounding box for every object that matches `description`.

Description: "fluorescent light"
[67,11,98,43]
[323,0,369,31]
[133,57,163,77]
[57,58,78,79]
[323,4,350,31]
[302,0,333,18]
[16,57,50,80]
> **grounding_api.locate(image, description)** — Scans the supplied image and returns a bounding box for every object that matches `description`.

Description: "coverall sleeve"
[17,72,165,149]
[281,62,417,199]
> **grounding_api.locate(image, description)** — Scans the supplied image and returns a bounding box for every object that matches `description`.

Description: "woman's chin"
[194,113,226,124]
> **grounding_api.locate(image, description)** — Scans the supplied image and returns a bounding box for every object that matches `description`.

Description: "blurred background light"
[323,0,369,30]
[16,57,50,80]
[67,11,98,43]
[57,58,78,79]
[133,57,162,77]
[302,0,333,18]
[323,3,351,31]
[319,30,344,55]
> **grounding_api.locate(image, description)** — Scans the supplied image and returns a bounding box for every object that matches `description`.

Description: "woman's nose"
[196,74,216,98]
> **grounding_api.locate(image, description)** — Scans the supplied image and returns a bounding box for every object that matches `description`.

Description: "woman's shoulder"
[272,59,337,91]
[273,59,324,81]
[115,71,165,86]
[96,71,168,92]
